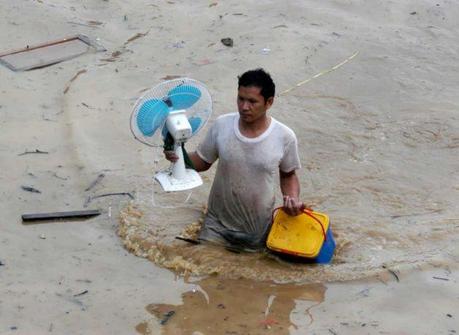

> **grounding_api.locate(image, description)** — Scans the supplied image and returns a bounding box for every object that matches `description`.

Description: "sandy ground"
[1,0,459,334]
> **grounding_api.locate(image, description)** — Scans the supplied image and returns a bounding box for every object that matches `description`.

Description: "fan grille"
[130,78,212,146]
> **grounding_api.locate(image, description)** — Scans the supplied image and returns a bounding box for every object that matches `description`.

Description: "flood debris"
[175,236,200,244]
[161,75,183,80]
[0,35,105,71]
[73,290,89,297]
[85,173,105,192]
[67,20,104,28]
[433,276,449,281]
[221,37,233,47]
[21,185,41,193]
[63,69,87,94]
[22,209,101,223]
[160,311,175,325]
[85,192,134,207]
[18,149,49,156]
[52,172,68,180]
[124,31,149,46]
[382,265,400,282]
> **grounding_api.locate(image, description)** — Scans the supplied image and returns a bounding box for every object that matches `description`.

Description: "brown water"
[118,81,459,283]
[136,277,325,335]
[118,91,459,282]
[119,200,458,284]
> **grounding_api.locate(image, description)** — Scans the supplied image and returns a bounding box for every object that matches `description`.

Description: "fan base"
[155,169,203,192]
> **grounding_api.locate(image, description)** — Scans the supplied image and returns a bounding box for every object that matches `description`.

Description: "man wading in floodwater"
[165,68,303,250]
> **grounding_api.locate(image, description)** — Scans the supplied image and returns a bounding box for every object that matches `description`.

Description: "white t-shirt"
[197,113,301,249]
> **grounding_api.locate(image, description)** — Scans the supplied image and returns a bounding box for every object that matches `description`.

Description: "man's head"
[237,68,275,124]
[238,68,275,102]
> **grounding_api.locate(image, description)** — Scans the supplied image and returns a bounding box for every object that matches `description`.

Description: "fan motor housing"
[166,110,192,142]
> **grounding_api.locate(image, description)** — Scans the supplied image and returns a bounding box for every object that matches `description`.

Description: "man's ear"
[265,96,274,109]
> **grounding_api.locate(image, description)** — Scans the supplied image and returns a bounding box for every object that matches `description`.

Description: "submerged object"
[267,208,335,263]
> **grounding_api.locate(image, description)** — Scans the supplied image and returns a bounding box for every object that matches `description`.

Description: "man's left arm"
[280,169,303,216]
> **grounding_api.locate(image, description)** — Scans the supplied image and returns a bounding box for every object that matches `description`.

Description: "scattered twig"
[63,69,87,94]
[91,192,134,200]
[67,21,102,28]
[85,192,134,207]
[73,290,89,297]
[52,172,68,180]
[161,75,183,80]
[433,276,449,281]
[389,270,400,282]
[21,186,41,193]
[85,173,105,192]
[175,236,200,245]
[160,311,175,325]
[18,149,49,156]
[279,51,359,96]
[391,209,442,219]
[124,31,149,46]
[382,265,400,282]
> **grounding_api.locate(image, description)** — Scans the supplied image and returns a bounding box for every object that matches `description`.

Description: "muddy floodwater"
[2,0,459,334]
[137,277,325,335]
[119,93,459,284]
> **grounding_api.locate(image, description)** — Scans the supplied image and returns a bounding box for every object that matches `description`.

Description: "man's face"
[237,86,273,124]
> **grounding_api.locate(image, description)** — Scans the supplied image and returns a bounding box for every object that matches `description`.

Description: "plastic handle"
[271,206,327,241]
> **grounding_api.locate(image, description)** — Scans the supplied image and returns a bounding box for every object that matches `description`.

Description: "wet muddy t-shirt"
[197,113,301,249]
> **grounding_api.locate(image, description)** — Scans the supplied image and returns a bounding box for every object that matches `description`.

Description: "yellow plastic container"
[267,209,329,258]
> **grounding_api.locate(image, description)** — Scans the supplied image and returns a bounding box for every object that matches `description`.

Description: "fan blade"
[136,99,169,136]
[188,116,202,134]
[168,85,201,110]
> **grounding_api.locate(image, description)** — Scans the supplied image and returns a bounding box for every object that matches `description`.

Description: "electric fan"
[130,78,212,191]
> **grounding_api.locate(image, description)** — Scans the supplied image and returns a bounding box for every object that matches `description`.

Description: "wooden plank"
[0,34,105,71]
[22,209,101,223]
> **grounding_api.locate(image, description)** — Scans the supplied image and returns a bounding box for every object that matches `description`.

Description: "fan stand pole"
[155,141,203,191]
[171,142,186,179]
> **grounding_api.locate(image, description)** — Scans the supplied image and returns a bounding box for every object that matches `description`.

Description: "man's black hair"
[238,68,275,102]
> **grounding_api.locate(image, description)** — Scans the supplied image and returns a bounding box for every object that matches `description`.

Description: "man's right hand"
[164,150,178,162]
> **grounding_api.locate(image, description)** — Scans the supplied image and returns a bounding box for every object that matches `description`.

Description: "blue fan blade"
[168,85,201,110]
[136,99,169,136]
[189,116,202,134]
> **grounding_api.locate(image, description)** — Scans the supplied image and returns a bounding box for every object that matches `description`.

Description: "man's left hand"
[283,195,303,216]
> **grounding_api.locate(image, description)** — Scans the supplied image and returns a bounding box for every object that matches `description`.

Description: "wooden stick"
[22,209,101,223]
[175,236,200,245]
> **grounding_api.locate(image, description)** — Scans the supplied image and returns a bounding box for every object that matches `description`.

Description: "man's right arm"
[188,151,212,172]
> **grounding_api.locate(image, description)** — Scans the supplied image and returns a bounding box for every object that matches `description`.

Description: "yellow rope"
[278,51,360,96]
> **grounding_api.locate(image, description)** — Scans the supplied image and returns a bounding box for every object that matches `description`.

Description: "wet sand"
[1,0,459,334]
